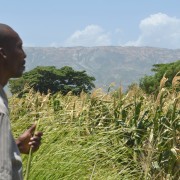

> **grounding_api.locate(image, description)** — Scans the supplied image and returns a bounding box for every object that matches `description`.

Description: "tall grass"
[10,78,179,180]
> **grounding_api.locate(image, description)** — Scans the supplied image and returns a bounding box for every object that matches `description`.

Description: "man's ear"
[0,47,7,59]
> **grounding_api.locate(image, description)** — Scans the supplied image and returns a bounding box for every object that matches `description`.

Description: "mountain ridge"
[22,46,180,91]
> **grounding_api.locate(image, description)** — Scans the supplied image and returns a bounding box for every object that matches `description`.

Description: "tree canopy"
[9,66,96,95]
[139,60,180,94]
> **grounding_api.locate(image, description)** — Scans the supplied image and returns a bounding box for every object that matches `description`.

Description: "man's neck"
[0,80,8,87]
[0,71,9,87]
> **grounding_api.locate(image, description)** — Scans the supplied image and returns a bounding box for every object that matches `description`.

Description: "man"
[0,23,43,180]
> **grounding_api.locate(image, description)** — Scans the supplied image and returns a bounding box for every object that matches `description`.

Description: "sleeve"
[0,113,12,180]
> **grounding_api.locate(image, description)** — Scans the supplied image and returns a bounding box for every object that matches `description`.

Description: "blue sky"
[1,0,180,49]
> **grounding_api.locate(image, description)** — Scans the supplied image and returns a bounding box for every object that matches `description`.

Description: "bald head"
[0,23,13,31]
[0,23,19,48]
[0,24,26,86]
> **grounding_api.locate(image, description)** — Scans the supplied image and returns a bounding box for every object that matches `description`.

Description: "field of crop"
[10,80,179,179]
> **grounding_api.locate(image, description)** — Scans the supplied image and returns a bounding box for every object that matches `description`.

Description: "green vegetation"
[10,74,179,180]
[9,66,95,96]
[140,60,180,94]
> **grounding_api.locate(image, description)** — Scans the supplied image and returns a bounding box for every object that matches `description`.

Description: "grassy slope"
[10,85,179,180]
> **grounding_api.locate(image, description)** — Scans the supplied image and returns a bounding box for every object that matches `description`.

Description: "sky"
[1,0,180,49]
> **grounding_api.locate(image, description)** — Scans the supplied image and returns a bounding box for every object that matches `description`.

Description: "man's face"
[4,30,26,78]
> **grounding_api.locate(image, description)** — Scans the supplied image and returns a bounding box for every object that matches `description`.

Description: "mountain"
[23,46,180,91]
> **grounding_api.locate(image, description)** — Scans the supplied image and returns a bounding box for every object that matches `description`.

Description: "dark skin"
[16,124,43,154]
[0,23,43,154]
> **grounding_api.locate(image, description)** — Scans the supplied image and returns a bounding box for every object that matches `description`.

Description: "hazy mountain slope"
[23,46,180,90]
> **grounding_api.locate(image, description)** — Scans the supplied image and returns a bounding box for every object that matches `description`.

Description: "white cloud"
[115,28,123,34]
[64,25,111,47]
[125,13,180,49]
[49,13,180,49]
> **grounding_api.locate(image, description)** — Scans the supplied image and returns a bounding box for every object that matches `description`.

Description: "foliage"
[9,66,95,96]
[140,60,180,94]
[10,74,180,180]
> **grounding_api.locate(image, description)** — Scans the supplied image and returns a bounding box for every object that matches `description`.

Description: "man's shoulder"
[0,96,8,115]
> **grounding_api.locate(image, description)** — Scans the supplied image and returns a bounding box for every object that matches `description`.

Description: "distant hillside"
[23,46,180,91]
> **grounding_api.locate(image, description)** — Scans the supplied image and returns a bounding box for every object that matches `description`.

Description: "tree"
[139,60,180,94]
[9,66,96,95]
